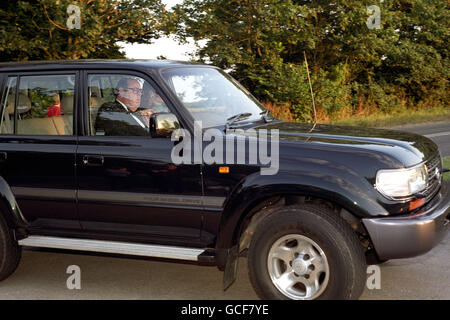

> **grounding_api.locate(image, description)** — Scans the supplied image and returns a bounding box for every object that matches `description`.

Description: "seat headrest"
[7,93,31,114]
[60,94,74,114]
[90,85,101,98]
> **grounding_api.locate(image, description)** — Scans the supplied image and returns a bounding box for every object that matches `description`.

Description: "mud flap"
[223,245,239,291]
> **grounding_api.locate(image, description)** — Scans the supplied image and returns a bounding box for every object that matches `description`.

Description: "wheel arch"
[215,171,382,268]
[0,176,28,230]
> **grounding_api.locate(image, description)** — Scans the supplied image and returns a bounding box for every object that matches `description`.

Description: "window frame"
[0,70,80,137]
[0,74,17,135]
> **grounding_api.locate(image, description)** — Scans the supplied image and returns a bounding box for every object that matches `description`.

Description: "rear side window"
[0,74,75,135]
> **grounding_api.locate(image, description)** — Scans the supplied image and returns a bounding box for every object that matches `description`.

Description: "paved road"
[0,232,448,300]
[389,120,450,157]
[0,121,448,300]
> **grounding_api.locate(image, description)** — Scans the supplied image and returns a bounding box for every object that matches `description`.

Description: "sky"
[119,0,196,61]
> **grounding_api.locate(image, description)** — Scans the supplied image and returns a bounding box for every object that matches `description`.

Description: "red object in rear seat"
[47,104,62,117]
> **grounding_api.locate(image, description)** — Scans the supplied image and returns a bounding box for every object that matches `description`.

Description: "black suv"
[0,60,448,300]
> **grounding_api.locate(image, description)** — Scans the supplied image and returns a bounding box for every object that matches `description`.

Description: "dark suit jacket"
[94,101,149,136]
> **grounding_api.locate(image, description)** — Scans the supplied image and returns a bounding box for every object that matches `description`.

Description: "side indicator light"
[409,198,425,211]
[219,166,230,174]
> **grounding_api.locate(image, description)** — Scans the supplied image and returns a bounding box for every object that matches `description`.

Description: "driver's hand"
[140,109,157,116]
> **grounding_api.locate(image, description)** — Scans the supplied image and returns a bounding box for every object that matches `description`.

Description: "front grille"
[420,154,443,201]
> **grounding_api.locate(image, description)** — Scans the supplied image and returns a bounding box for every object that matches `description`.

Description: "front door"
[76,72,203,242]
[0,73,79,231]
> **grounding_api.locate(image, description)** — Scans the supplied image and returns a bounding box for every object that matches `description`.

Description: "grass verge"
[321,107,450,128]
[443,157,450,181]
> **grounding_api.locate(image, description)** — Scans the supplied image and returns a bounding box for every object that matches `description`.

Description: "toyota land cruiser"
[0,60,448,300]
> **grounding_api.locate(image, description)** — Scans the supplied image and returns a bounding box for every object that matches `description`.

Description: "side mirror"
[149,112,180,138]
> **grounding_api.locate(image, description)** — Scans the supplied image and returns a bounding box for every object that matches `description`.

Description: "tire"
[0,214,21,281]
[247,204,366,300]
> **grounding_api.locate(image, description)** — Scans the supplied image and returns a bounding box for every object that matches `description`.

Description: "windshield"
[161,67,265,128]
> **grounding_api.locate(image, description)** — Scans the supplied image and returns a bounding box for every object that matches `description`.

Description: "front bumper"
[362,181,450,260]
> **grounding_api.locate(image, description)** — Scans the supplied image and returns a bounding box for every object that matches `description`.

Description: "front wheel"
[247,204,366,300]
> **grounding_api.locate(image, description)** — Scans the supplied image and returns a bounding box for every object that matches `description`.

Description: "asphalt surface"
[388,120,450,157]
[0,233,448,300]
[0,121,449,300]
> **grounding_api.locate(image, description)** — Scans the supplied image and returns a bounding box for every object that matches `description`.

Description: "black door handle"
[82,155,104,166]
[0,152,7,162]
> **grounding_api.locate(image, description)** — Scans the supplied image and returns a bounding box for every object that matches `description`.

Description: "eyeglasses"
[123,88,143,94]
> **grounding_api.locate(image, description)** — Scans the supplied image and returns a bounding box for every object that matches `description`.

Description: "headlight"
[376,164,428,198]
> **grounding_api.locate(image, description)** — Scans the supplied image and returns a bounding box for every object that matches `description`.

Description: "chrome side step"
[18,236,206,261]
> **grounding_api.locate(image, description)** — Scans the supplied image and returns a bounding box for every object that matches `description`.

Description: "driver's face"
[117,79,142,111]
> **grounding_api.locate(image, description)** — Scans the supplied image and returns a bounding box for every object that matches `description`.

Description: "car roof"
[0,59,211,72]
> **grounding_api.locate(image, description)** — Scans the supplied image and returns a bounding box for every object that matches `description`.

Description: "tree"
[173,0,449,120]
[0,0,170,61]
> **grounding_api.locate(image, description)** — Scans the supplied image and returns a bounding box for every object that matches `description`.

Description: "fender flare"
[0,176,28,229]
[215,170,388,268]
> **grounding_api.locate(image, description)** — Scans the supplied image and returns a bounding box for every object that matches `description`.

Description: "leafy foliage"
[443,157,450,181]
[173,0,449,121]
[0,0,169,61]
[1,0,447,121]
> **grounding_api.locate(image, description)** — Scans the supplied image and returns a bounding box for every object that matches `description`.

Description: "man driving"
[95,77,151,136]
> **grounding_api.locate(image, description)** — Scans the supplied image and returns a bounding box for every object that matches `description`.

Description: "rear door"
[0,71,80,231]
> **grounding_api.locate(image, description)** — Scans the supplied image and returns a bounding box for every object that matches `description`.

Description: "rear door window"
[0,74,75,135]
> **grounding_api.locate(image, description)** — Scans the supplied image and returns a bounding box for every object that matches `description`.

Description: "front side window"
[89,74,169,136]
[1,74,75,135]
[162,67,265,128]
